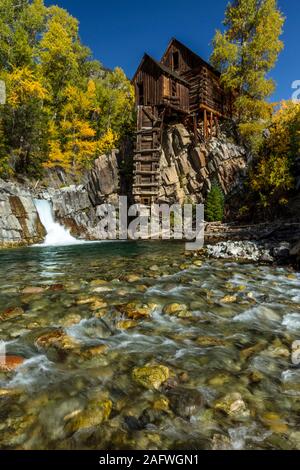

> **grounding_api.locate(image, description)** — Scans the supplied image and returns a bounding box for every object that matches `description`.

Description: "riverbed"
[0,241,300,450]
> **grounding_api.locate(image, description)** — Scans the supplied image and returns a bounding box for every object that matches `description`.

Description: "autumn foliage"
[248,101,300,211]
[0,0,134,177]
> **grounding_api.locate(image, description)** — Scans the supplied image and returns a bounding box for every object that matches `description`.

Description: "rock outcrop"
[38,151,121,240]
[0,151,121,246]
[158,123,248,204]
[87,151,120,206]
[0,179,45,248]
[0,132,256,248]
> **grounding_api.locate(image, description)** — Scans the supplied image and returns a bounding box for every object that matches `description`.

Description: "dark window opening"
[172,51,179,71]
[141,197,151,205]
[137,82,144,105]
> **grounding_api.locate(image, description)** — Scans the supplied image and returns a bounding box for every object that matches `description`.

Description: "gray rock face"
[159,124,248,205]
[41,151,121,240]
[0,179,45,247]
[0,151,121,246]
[87,151,120,206]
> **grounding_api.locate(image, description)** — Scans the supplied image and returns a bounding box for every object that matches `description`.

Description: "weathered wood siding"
[133,57,189,113]
[162,42,201,73]
[162,41,233,117]
[134,61,161,107]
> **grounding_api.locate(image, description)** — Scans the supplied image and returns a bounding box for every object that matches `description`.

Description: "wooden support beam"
[134,148,161,154]
[204,109,208,140]
[199,103,224,118]
[193,114,197,141]
[214,116,219,137]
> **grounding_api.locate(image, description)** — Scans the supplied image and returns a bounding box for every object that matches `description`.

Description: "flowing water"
[34,199,81,246]
[0,241,300,450]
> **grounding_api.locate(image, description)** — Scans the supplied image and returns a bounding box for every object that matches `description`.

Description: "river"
[0,241,299,450]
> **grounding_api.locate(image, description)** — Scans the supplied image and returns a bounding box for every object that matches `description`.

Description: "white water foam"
[34,199,83,246]
[282,313,300,332]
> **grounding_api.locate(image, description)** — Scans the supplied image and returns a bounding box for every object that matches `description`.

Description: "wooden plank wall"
[162,43,233,117]
[135,65,189,112]
[160,76,189,112]
[162,44,200,73]
[134,62,161,107]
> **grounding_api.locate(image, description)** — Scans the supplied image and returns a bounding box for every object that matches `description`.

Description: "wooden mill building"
[132,38,234,205]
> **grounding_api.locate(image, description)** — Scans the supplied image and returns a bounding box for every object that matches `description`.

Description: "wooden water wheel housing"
[132,38,235,204]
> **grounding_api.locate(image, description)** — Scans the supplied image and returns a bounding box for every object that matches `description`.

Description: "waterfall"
[34,199,81,246]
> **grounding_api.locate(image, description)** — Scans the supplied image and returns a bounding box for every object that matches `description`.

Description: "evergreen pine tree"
[206,182,225,222]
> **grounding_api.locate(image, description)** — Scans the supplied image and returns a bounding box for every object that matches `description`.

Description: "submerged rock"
[21,286,46,295]
[214,393,250,420]
[163,303,187,316]
[264,340,290,359]
[132,364,170,390]
[124,274,141,283]
[59,314,82,328]
[166,387,204,419]
[116,320,138,330]
[90,299,108,311]
[261,412,288,434]
[208,373,232,387]
[211,433,232,450]
[291,341,300,365]
[192,260,203,267]
[65,399,112,433]
[240,341,267,360]
[0,306,24,321]
[0,355,25,372]
[90,279,108,287]
[80,344,108,359]
[116,303,152,320]
[35,329,78,351]
[197,336,226,347]
[76,296,99,305]
[289,431,300,450]
[220,295,237,304]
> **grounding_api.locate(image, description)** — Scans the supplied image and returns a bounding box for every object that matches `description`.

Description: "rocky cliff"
[158,123,249,204]
[38,151,121,241]
[0,151,121,247]
[0,180,45,247]
[0,127,250,247]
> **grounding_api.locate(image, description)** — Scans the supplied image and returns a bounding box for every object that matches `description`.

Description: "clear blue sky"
[44,0,300,102]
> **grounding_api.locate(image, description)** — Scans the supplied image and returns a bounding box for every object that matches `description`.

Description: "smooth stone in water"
[66,399,112,433]
[35,329,79,351]
[214,393,250,420]
[132,364,170,390]
[166,387,204,419]
[0,307,24,321]
[0,355,25,372]
[163,303,187,316]
[21,286,45,294]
